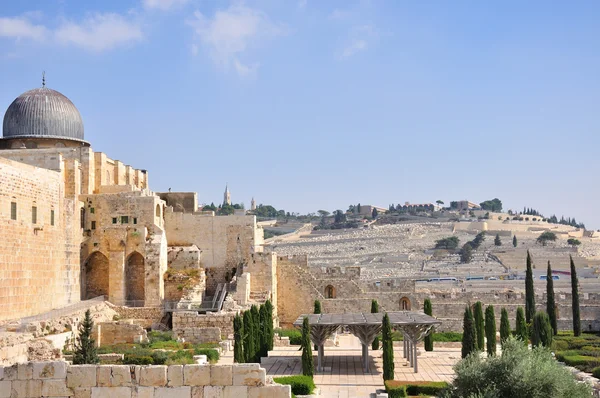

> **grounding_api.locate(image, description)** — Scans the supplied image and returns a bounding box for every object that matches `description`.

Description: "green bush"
[273,376,315,395]
[555,354,600,372]
[592,367,600,379]
[551,340,569,352]
[193,348,220,363]
[149,340,182,350]
[123,354,153,365]
[151,350,169,365]
[148,330,174,343]
[275,328,302,345]
[433,332,462,342]
[384,381,407,398]
[386,380,449,396]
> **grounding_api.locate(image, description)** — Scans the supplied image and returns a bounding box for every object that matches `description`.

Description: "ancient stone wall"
[0,156,80,322]
[173,312,235,340]
[175,327,221,344]
[244,252,277,310]
[92,322,148,347]
[0,361,291,398]
[157,192,197,213]
[167,246,201,270]
[110,306,164,329]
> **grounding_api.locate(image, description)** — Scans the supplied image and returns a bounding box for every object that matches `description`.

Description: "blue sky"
[1,0,599,227]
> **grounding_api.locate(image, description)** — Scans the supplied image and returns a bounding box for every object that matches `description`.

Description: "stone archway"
[83,252,109,300]
[126,252,145,303]
[400,296,411,310]
[325,285,336,299]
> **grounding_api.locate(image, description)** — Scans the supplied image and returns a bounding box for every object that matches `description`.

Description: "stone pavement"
[259,335,460,398]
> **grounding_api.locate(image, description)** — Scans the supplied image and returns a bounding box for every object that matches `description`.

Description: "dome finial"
[42,71,46,88]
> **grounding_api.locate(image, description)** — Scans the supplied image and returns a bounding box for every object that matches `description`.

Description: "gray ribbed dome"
[3,87,85,142]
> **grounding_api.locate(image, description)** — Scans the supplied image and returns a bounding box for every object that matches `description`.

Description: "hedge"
[555,353,600,372]
[273,375,315,395]
[385,380,450,396]
[275,328,302,345]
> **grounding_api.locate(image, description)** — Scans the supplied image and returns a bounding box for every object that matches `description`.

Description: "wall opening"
[325,285,336,299]
[400,296,411,310]
[82,252,109,300]
[156,204,161,218]
[125,252,145,304]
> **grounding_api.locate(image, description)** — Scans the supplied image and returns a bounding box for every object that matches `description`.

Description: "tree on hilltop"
[494,234,502,246]
[435,236,460,250]
[461,243,473,264]
[537,231,557,246]
[317,210,330,217]
[479,198,502,212]
[513,235,518,247]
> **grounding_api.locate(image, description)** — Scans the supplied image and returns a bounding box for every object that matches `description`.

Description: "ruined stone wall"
[244,252,277,310]
[92,322,148,347]
[0,361,291,398]
[157,192,197,213]
[167,246,201,270]
[110,306,164,329]
[173,312,235,340]
[0,156,81,322]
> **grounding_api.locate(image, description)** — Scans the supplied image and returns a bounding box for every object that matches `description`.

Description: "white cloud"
[0,16,48,41]
[187,4,285,77]
[142,0,189,11]
[55,13,143,52]
[342,39,367,57]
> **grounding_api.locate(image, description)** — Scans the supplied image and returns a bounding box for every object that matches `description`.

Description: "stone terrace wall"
[92,322,148,347]
[0,361,291,398]
[173,312,234,341]
[110,305,164,329]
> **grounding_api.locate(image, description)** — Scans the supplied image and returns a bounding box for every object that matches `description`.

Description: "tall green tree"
[473,301,485,351]
[494,234,502,246]
[250,305,260,362]
[243,311,253,363]
[233,313,244,363]
[485,305,496,356]
[259,304,269,358]
[301,317,314,377]
[500,308,510,348]
[525,250,535,323]
[462,306,476,359]
[570,255,581,336]
[513,235,518,247]
[313,300,321,314]
[516,307,528,344]
[423,298,433,352]
[382,313,395,381]
[461,243,473,264]
[264,299,274,351]
[546,261,558,335]
[73,309,99,364]
[532,311,553,348]
[371,300,380,350]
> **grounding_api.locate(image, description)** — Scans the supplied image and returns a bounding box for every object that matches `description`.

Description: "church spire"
[223,184,231,206]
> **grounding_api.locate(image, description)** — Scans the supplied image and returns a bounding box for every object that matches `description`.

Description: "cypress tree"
[371,300,380,350]
[570,255,581,336]
[513,235,518,247]
[265,299,274,351]
[314,299,322,314]
[473,301,485,351]
[423,298,433,351]
[525,250,535,323]
[494,234,502,246]
[259,304,268,358]
[485,305,496,356]
[461,306,476,359]
[250,305,260,362]
[301,317,314,377]
[516,307,528,345]
[546,261,557,335]
[500,307,510,348]
[242,310,253,363]
[531,311,553,348]
[73,309,99,364]
[233,313,244,363]
[382,313,395,381]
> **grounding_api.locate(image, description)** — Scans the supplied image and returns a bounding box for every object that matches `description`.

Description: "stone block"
[223,386,247,398]
[91,387,132,398]
[232,364,265,387]
[191,386,203,398]
[96,366,111,387]
[33,361,68,379]
[3,365,17,381]
[132,386,154,398]
[0,366,3,380]
[67,365,98,388]
[210,365,232,386]
[41,379,72,396]
[97,365,131,387]
[248,385,291,398]
[0,381,11,398]
[167,365,183,387]
[183,365,210,386]
[139,366,167,387]
[10,379,42,397]
[17,363,32,379]
[203,386,224,398]
[155,386,191,398]
[73,388,92,398]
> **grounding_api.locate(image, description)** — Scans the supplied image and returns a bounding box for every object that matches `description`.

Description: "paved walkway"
[260,335,460,398]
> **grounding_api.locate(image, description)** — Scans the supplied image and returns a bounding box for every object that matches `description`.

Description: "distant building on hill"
[455,200,481,212]
[358,205,387,217]
[398,202,442,213]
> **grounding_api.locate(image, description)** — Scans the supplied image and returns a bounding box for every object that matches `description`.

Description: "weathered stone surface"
[139,366,167,387]
[0,381,11,398]
[232,364,265,387]
[41,379,72,396]
[155,386,191,398]
[11,379,42,397]
[203,386,224,398]
[223,386,247,398]
[33,361,67,379]
[248,385,291,398]
[209,366,232,386]
[184,365,210,386]
[167,365,183,387]
[97,365,131,387]
[191,386,204,398]
[3,365,17,380]
[91,386,132,398]
[17,363,33,379]
[67,365,98,388]
[73,388,92,398]
[132,386,154,398]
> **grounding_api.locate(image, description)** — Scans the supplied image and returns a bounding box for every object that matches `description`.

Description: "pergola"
[293,311,441,373]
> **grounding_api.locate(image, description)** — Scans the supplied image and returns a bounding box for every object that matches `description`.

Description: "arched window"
[400,297,411,310]
[325,285,336,299]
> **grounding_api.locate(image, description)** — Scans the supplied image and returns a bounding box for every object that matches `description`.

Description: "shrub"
[433,332,462,342]
[386,380,449,396]
[552,340,569,351]
[193,348,220,363]
[555,354,600,372]
[151,350,169,365]
[276,328,302,345]
[273,375,315,395]
[593,367,600,379]
[149,340,181,350]
[123,354,153,365]
[148,330,174,343]
[385,384,407,398]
